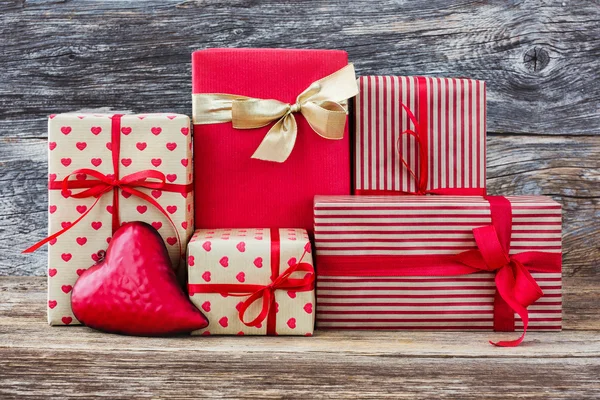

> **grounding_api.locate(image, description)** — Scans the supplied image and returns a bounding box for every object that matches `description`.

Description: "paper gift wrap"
[187,228,315,335]
[314,195,562,345]
[192,48,354,233]
[44,113,194,325]
[354,76,486,195]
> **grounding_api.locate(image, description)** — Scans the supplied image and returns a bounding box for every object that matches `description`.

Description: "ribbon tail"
[251,114,297,163]
[23,196,102,253]
[490,265,532,347]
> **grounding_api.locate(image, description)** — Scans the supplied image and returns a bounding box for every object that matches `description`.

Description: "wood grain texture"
[0,0,598,136]
[1,277,600,399]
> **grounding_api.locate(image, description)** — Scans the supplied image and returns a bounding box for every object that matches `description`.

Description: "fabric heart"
[167,115,177,120]
[287,257,297,267]
[49,173,57,182]
[48,268,57,277]
[76,205,87,214]
[151,190,162,199]
[166,174,177,183]
[91,221,102,230]
[304,303,313,314]
[91,126,102,135]
[151,127,162,135]
[202,241,211,251]
[219,317,228,327]
[76,237,87,246]
[166,237,177,246]
[166,143,177,151]
[136,142,147,151]
[253,257,263,268]
[236,272,245,283]
[61,158,72,167]
[121,158,132,167]
[219,256,229,268]
[188,256,195,267]
[61,190,72,198]
[121,127,132,135]
[137,205,147,214]
[76,142,87,151]
[181,221,188,229]
[151,158,162,167]
[61,126,71,135]
[166,205,177,214]
[49,142,57,150]
[91,158,102,167]
[181,127,189,136]
[71,222,208,336]
[61,285,73,293]
[202,271,211,282]
[181,159,189,167]
[49,205,57,214]
[106,142,112,151]
[201,301,211,312]
[76,268,86,276]
[48,300,57,309]
[61,253,72,262]
[76,173,87,181]
[287,291,296,299]
[61,221,72,229]
[106,205,113,214]
[236,242,246,252]
[62,316,73,325]
[304,242,312,253]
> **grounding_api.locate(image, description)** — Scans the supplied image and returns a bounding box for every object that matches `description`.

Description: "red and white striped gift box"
[314,195,562,334]
[354,76,486,195]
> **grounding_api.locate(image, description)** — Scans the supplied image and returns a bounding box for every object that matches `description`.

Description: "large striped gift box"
[314,195,562,338]
[354,76,486,195]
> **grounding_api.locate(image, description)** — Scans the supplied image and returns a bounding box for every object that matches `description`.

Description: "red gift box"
[313,195,562,346]
[192,48,353,233]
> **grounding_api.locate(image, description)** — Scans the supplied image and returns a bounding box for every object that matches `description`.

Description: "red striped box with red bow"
[314,195,562,343]
[354,76,486,196]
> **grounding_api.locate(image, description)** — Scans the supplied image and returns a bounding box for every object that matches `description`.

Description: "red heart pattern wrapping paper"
[46,113,194,326]
[187,228,315,335]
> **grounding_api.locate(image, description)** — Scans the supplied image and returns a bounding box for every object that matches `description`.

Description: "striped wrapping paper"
[314,195,562,331]
[354,76,486,194]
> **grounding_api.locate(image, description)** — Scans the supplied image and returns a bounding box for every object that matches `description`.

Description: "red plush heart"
[71,222,208,336]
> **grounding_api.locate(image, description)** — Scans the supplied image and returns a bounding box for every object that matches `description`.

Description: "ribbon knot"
[192,63,358,163]
[289,102,301,114]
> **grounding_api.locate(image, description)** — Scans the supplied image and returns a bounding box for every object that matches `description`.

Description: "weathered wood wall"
[0,0,598,278]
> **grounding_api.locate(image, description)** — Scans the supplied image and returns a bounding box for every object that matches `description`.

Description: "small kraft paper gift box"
[27,113,194,326]
[187,228,315,335]
[192,48,358,233]
[314,195,562,346]
[354,76,486,196]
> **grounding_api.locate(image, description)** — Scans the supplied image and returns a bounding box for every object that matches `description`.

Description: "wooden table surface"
[1,1,599,398]
[1,276,600,398]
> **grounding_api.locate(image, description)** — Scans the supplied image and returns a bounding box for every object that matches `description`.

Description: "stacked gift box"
[29,48,562,346]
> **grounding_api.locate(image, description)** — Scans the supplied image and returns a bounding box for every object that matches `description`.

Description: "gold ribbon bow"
[192,63,358,162]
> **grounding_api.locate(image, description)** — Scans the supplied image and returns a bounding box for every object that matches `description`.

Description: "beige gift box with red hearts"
[187,228,316,336]
[46,113,194,326]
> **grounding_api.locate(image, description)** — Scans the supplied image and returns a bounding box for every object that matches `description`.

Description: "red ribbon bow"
[192,260,314,330]
[24,114,191,255]
[456,196,562,347]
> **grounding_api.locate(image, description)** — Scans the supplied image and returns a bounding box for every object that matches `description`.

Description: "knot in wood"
[523,47,550,72]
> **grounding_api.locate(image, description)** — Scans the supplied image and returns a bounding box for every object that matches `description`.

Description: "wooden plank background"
[0,0,598,279]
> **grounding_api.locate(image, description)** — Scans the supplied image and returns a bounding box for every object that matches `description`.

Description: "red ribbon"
[317,196,561,346]
[356,77,486,196]
[24,114,192,255]
[188,229,315,335]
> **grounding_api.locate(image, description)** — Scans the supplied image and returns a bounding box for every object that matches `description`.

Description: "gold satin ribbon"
[192,63,358,162]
